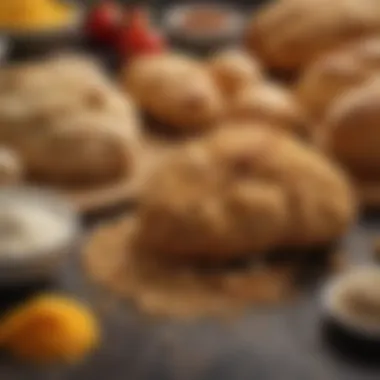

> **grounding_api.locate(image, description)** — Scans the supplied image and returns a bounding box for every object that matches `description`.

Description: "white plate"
[163,3,245,45]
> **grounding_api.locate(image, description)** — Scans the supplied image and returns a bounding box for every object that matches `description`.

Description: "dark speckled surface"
[1,1,380,379]
[1,217,380,380]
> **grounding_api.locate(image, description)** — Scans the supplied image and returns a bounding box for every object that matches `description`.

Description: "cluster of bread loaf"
[131,126,355,261]
[247,0,380,181]
[81,0,380,317]
[5,0,380,267]
[122,50,305,137]
[116,0,380,264]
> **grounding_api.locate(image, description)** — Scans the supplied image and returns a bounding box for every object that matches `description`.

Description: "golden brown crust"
[247,0,380,71]
[132,125,356,262]
[296,37,380,121]
[207,49,263,96]
[18,114,136,185]
[122,54,224,133]
[228,82,306,136]
[321,79,380,179]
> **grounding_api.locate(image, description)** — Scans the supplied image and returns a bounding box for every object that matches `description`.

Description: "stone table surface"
[1,215,380,380]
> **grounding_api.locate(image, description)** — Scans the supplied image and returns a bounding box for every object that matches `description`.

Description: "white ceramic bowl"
[0,186,80,284]
[162,3,246,55]
[321,266,380,338]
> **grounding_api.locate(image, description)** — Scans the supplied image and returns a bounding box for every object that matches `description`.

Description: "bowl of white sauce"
[322,266,380,337]
[0,186,80,283]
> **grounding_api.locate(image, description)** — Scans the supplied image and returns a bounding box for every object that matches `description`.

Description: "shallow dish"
[0,186,80,284]
[162,3,246,56]
[322,267,380,335]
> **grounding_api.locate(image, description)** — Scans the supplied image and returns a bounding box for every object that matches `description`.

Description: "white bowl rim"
[0,185,80,264]
[162,3,246,42]
[321,266,380,337]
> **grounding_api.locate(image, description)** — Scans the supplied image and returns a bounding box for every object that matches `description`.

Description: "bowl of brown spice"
[162,3,246,56]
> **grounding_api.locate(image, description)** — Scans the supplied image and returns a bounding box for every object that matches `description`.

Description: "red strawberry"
[86,1,122,43]
[117,8,166,57]
[118,28,165,57]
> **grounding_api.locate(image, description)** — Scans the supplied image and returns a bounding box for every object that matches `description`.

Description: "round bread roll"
[228,82,305,136]
[132,125,355,263]
[0,64,56,103]
[123,54,224,133]
[0,147,23,185]
[208,49,263,96]
[0,57,132,123]
[46,54,106,78]
[297,37,380,121]
[0,57,140,186]
[247,0,380,71]
[321,79,380,180]
[0,55,104,95]
[17,113,136,185]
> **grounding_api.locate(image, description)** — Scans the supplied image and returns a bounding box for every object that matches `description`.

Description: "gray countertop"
[1,216,380,380]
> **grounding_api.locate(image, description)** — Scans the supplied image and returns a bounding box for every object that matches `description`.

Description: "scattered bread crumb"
[83,217,338,320]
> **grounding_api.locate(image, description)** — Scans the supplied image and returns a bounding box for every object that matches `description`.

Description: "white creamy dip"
[323,267,380,335]
[0,198,73,257]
